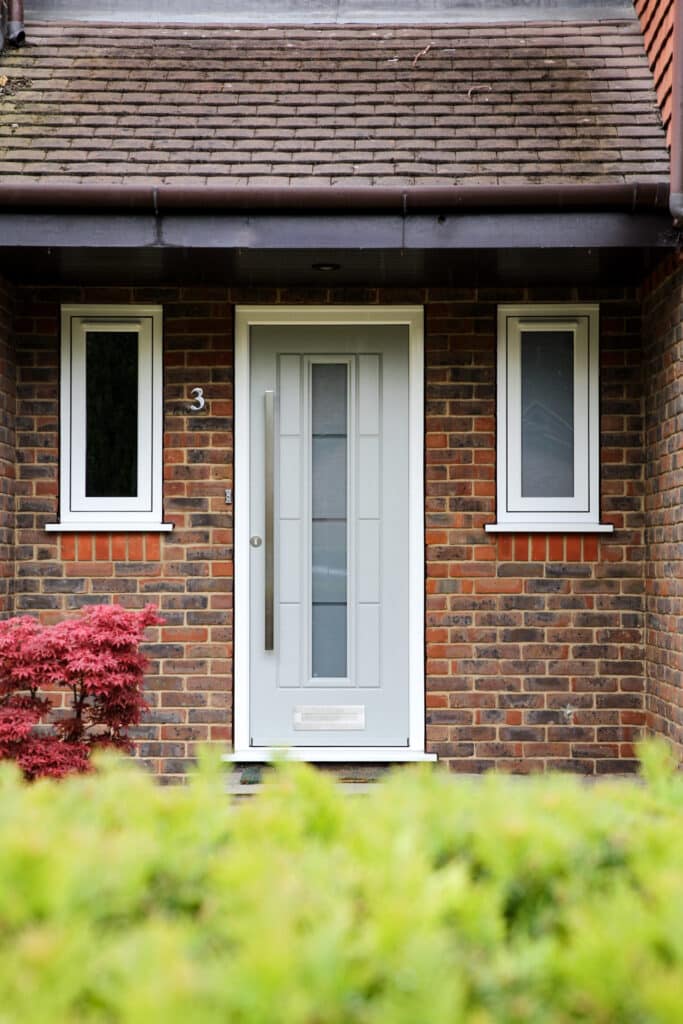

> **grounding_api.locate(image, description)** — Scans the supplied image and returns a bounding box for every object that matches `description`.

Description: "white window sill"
[484,522,614,534]
[224,748,437,763]
[45,522,175,533]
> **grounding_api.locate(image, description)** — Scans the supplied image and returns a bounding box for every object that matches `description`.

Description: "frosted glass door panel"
[521,331,574,498]
[312,605,347,679]
[311,438,347,518]
[312,364,347,434]
[311,363,348,679]
[312,521,347,603]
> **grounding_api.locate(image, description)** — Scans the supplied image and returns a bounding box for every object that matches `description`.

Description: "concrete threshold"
[225,765,642,795]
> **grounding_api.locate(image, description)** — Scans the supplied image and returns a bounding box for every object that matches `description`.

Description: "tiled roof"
[0,19,670,186]
[635,0,674,145]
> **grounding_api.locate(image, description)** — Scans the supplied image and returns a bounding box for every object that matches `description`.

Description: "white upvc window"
[46,305,172,533]
[486,304,612,534]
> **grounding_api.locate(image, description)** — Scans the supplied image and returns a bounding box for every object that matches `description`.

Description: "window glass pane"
[312,438,346,517]
[312,521,347,604]
[312,363,347,434]
[312,605,347,680]
[85,332,138,498]
[521,331,574,498]
[311,364,347,678]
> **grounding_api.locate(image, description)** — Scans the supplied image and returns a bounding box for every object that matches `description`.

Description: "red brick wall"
[643,256,683,754]
[425,286,646,774]
[0,275,16,616]
[12,286,234,780]
[635,0,675,145]
[12,283,646,779]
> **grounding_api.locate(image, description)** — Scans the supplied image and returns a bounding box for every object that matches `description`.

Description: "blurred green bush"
[1,742,682,1023]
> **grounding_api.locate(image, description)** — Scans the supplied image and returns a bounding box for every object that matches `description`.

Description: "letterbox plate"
[293,705,366,731]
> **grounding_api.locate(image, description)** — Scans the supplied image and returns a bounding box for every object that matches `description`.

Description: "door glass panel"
[312,438,346,517]
[312,521,347,603]
[312,605,347,679]
[311,363,347,678]
[85,331,138,498]
[312,363,347,434]
[521,331,574,498]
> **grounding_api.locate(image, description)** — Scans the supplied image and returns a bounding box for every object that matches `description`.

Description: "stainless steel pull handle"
[264,390,275,651]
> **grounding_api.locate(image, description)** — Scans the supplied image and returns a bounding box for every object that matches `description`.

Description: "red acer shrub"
[0,603,161,780]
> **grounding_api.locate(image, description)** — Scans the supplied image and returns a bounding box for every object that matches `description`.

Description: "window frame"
[487,303,612,534]
[47,304,171,533]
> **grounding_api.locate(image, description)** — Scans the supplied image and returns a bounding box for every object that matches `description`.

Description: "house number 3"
[189,387,205,412]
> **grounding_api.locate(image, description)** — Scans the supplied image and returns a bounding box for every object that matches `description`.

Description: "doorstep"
[225,762,392,796]
[224,764,643,796]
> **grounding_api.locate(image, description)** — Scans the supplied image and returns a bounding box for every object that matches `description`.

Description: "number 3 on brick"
[189,387,205,412]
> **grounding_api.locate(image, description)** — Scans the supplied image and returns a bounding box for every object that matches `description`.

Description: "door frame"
[229,305,434,762]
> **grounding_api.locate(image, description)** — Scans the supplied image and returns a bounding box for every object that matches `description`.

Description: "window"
[487,304,611,533]
[47,305,170,532]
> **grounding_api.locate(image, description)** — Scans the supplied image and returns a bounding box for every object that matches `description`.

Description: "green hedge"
[1,744,683,1023]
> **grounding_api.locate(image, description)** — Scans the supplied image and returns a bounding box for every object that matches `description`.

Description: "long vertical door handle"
[264,390,275,651]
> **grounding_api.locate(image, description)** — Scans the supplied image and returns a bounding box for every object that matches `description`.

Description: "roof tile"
[0,19,669,186]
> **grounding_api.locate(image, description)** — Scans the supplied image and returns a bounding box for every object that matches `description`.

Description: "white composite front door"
[234,308,427,758]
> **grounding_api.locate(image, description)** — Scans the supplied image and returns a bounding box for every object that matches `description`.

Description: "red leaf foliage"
[0,604,162,781]
[17,736,91,781]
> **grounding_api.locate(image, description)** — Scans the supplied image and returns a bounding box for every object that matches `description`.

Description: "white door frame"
[227,306,434,762]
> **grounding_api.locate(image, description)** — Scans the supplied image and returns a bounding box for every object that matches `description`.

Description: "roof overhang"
[0,184,677,286]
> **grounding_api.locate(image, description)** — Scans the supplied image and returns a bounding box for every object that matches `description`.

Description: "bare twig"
[467,83,492,100]
[412,43,433,67]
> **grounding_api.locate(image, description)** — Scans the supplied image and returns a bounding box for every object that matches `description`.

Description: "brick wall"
[13,286,233,780]
[643,256,683,754]
[635,0,675,144]
[0,274,16,616]
[12,283,646,779]
[424,285,646,774]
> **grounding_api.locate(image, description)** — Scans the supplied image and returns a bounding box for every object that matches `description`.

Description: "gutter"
[7,0,24,46]
[671,0,683,226]
[0,182,671,214]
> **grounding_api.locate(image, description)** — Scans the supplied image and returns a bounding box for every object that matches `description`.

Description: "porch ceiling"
[0,236,672,288]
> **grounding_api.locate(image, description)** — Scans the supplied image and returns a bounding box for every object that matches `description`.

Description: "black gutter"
[671,0,683,226]
[7,0,25,45]
[0,182,670,214]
